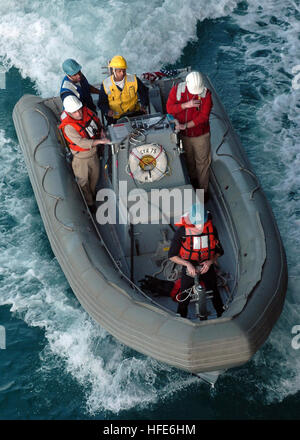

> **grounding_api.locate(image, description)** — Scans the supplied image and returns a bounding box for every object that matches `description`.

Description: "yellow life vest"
[102,74,140,119]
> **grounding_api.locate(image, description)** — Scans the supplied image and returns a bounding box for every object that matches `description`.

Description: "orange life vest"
[59,106,101,152]
[175,216,218,262]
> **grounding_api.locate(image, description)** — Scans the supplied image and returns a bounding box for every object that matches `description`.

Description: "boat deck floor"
[91,186,235,321]
[125,253,229,321]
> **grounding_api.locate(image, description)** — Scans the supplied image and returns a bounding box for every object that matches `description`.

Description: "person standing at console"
[59,95,109,212]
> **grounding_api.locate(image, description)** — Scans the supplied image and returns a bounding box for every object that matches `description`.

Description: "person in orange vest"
[59,95,109,213]
[168,203,224,319]
[166,71,212,199]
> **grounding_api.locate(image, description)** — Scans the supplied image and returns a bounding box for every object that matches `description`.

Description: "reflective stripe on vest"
[175,217,218,262]
[61,79,80,98]
[102,74,140,119]
[60,75,96,112]
[59,107,100,152]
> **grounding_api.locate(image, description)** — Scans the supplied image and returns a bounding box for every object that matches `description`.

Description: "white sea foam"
[0,0,238,96]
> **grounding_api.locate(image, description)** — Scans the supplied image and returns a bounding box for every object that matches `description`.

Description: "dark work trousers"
[177,265,224,318]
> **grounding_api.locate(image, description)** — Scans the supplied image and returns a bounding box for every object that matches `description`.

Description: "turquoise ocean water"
[0,0,300,420]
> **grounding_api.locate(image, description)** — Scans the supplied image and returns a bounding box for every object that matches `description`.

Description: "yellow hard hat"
[109,55,127,69]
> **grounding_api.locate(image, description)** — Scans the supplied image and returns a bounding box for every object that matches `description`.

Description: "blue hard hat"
[62,59,82,76]
[188,203,208,225]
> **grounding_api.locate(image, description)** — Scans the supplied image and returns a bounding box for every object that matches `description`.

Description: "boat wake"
[0,0,238,96]
[0,0,299,417]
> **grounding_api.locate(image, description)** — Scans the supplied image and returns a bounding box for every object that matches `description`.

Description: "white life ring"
[128,143,168,183]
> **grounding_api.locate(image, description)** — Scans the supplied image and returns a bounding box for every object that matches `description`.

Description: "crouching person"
[59,95,109,213]
[168,203,224,319]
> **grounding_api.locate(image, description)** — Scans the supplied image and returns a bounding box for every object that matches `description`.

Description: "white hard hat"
[63,95,83,113]
[186,71,206,95]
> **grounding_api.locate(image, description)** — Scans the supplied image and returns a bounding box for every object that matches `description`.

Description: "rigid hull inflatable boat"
[13,68,287,381]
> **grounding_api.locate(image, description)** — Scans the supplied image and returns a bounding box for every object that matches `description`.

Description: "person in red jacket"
[166,71,212,196]
[60,95,109,212]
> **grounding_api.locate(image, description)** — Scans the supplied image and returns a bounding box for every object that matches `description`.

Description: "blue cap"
[188,203,207,225]
[62,59,82,76]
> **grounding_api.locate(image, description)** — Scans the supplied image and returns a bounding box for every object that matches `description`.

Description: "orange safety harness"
[175,216,218,262]
[59,106,101,152]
